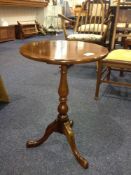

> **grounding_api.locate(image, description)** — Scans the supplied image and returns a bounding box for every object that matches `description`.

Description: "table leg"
[63,121,88,168]
[26,65,88,169]
[26,119,58,148]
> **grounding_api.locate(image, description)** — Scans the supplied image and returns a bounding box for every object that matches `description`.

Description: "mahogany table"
[20,40,108,169]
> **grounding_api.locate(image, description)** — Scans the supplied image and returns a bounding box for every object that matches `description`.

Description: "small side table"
[20,40,108,169]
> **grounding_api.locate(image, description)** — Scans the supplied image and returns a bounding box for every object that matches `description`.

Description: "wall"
[0,6,37,25]
[0,5,62,29]
[0,1,85,26]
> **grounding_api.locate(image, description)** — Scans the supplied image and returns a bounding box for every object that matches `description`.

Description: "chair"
[58,0,111,46]
[0,75,10,103]
[95,0,131,99]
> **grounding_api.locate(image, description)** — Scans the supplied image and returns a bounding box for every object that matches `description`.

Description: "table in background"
[20,40,108,169]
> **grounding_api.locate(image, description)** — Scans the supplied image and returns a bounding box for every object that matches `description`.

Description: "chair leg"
[95,61,102,100]
[107,67,111,80]
[96,61,98,72]
[0,76,10,103]
[119,69,124,77]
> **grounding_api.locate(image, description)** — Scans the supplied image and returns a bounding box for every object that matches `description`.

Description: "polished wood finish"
[20,40,108,169]
[20,40,108,65]
[0,0,48,7]
[0,25,15,42]
[0,75,10,103]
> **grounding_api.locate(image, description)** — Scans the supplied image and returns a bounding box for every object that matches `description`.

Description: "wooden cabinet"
[0,26,15,42]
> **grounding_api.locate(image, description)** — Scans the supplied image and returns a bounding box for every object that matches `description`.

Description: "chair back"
[74,0,110,36]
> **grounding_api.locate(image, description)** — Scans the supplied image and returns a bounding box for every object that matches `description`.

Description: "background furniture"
[0,75,10,103]
[62,0,76,28]
[0,25,15,42]
[109,1,131,49]
[20,40,108,169]
[74,5,83,16]
[59,0,111,46]
[17,20,39,39]
[95,0,131,99]
[43,3,63,33]
[124,36,131,48]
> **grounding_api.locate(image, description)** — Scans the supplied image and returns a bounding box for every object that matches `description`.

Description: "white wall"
[0,6,37,25]
[0,5,62,29]
[0,1,86,26]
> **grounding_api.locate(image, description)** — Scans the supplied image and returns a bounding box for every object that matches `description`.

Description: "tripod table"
[20,40,108,169]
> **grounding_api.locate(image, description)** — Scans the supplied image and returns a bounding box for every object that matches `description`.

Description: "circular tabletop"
[20,40,108,65]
